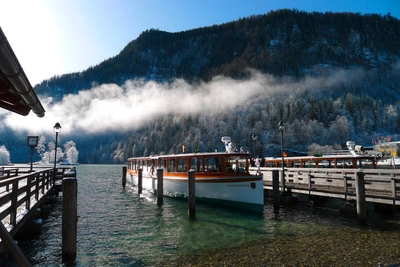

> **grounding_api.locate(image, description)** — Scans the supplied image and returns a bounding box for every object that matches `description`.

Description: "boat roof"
[128,151,251,160]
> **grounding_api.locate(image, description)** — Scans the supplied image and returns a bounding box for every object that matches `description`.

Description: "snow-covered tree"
[36,136,47,157]
[67,147,79,164]
[42,151,51,164]
[48,142,55,152]
[0,145,11,165]
[63,141,76,154]
[50,147,63,163]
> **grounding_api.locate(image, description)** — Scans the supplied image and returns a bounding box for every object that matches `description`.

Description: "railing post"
[41,173,45,195]
[272,170,280,214]
[391,177,397,205]
[46,170,50,189]
[157,168,163,206]
[26,176,31,210]
[35,173,40,200]
[188,169,196,219]
[9,180,18,226]
[356,172,367,225]
[344,175,348,201]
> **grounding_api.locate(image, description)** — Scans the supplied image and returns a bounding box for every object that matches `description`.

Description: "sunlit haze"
[4,69,367,135]
[0,0,399,135]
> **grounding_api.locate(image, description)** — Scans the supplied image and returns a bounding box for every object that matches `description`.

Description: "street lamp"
[278,121,286,191]
[53,122,62,179]
[251,134,258,159]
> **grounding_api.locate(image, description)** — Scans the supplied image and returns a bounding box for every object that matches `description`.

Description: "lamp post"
[53,122,62,179]
[278,121,286,192]
[251,134,258,159]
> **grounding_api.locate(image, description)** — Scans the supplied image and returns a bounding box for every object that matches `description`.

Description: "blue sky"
[0,0,399,86]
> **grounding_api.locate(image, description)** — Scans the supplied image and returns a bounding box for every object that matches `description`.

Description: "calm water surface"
[7,164,400,266]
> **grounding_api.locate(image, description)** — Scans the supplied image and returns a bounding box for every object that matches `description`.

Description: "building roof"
[0,27,45,117]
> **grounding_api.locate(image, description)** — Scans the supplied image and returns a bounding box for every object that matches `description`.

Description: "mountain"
[34,9,400,99]
[3,9,400,163]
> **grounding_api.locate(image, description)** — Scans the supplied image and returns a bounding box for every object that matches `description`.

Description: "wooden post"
[344,176,349,201]
[10,180,18,226]
[0,222,32,267]
[35,173,40,200]
[122,166,127,188]
[62,177,77,263]
[188,169,196,219]
[272,170,280,214]
[157,168,163,205]
[355,172,367,225]
[138,168,143,194]
[391,177,397,204]
[26,176,31,210]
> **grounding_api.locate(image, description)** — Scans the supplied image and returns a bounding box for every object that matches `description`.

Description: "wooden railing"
[0,168,56,234]
[251,167,400,205]
[0,168,19,178]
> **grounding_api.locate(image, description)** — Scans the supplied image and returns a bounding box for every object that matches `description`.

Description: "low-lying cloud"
[2,68,362,135]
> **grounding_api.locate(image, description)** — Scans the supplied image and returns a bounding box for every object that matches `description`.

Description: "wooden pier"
[252,167,400,206]
[0,166,71,265]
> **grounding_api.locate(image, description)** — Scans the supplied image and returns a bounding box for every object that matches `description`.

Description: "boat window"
[160,158,166,171]
[168,159,176,172]
[226,156,247,172]
[178,158,187,172]
[265,160,278,167]
[190,157,202,172]
[205,157,221,172]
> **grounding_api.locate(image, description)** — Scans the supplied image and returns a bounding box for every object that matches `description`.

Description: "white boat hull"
[128,172,264,212]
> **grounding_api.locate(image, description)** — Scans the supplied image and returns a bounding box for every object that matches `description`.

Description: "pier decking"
[251,167,400,206]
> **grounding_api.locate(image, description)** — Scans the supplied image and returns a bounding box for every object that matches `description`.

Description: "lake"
[4,164,400,266]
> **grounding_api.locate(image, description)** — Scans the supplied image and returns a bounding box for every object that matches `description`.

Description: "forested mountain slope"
[3,9,400,163]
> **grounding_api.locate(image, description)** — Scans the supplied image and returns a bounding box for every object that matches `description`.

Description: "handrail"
[0,168,54,228]
[252,167,400,205]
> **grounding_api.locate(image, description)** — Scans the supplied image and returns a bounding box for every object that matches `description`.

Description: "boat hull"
[127,172,264,213]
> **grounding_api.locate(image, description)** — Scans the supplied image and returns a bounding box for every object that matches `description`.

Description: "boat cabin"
[128,152,251,175]
[264,155,377,169]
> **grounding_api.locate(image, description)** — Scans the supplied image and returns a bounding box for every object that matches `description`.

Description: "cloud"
[3,69,360,135]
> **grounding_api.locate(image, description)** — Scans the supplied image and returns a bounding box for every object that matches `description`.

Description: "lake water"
[4,164,400,266]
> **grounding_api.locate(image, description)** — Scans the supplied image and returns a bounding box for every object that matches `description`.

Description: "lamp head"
[53,122,62,133]
[278,120,285,131]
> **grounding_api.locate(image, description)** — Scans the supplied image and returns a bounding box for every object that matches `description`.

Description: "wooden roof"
[0,27,45,117]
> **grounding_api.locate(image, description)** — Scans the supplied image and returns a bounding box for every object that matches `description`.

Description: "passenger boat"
[263,154,377,169]
[263,141,377,169]
[126,137,264,213]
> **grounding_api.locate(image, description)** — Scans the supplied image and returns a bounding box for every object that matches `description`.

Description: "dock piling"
[272,170,280,214]
[188,169,196,219]
[355,172,367,225]
[122,166,127,188]
[62,176,78,263]
[157,168,163,205]
[138,168,143,194]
